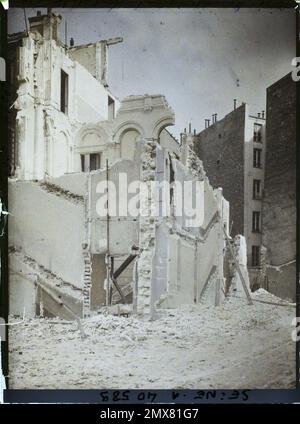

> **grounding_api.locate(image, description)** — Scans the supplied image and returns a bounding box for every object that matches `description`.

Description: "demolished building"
[7,10,241,319]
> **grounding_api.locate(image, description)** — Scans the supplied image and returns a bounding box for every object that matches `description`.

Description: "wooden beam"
[113,254,137,280]
[106,37,123,46]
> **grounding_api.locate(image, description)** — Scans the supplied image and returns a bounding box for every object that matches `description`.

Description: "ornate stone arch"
[152,115,175,140]
[75,124,109,154]
[113,121,145,144]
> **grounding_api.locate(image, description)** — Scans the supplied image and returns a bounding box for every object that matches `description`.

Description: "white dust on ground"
[8,290,296,389]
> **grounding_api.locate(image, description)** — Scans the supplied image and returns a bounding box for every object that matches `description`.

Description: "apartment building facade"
[193,103,266,286]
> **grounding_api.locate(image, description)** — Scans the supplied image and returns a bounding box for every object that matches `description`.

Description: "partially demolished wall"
[8,17,235,318]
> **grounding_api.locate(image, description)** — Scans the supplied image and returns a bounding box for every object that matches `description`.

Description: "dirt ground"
[8,290,296,389]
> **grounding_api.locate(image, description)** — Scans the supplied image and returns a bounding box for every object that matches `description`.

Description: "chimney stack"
[234,99,237,110]
[28,10,62,42]
[205,119,211,128]
[189,122,192,134]
[262,111,265,119]
[258,113,261,118]
[212,114,218,124]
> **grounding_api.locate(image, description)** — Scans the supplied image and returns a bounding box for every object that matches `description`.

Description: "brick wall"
[194,104,246,236]
[262,73,296,300]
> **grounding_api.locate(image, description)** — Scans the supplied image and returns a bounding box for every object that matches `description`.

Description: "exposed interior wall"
[152,147,229,310]
[69,41,123,96]
[69,43,98,79]
[8,180,85,290]
[74,60,109,123]
[9,262,36,317]
[9,248,83,318]
[89,159,140,256]
[90,254,106,310]
[159,129,180,156]
[49,173,88,197]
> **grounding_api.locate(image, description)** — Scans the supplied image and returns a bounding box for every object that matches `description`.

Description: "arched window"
[120,129,140,161]
[78,131,105,172]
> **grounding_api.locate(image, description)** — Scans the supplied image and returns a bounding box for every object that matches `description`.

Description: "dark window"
[253,123,263,142]
[60,70,69,114]
[108,96,115,120]
[253,148,262,168]
[81,153,101,172]
[90,153,101,171]
[81,155,85,172]
[10,61,16,85]
[252,246,260,267]
[169,157,175,205]
[8,125,16,177]
[253,179,261,199]
[252,211,261,233]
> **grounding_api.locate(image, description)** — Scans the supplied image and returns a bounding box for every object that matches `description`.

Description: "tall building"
[261,74,296,301]
[193,73,296,300]
[193,103,266,284]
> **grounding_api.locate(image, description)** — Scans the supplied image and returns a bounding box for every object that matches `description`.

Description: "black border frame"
[0,1,8,390]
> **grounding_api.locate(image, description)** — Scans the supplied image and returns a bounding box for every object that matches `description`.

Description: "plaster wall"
[154,149,228,310]
[8,180,85,289]
[89,160,140,256]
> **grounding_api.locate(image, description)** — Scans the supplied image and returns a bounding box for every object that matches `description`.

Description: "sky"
[8,8,296,139]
